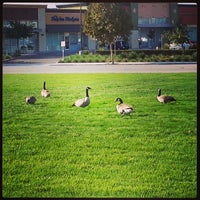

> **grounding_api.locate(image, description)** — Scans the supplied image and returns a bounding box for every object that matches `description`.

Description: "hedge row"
[59,51,197,63]
[95,49,197,56]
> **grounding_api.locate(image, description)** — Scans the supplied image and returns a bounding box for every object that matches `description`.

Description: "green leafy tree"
[163,24,189,45]
[83,3,133,64]
[4,21,34,53]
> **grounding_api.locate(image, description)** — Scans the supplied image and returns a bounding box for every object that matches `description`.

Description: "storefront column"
[130,30,139,49]
[38,8,46,52]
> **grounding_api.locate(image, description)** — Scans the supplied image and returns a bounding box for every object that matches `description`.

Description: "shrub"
[174,55,182,62]
[3,54,12,60]
[192,52,197,61]
[138,52,146,59]
[163,43,169,49]
[183,55,192,62]
[168,55,175,62]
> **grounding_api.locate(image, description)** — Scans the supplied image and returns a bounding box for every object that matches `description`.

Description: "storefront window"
[70,33,78,44]
[138,17,169,25]
[46,32,64,51]
[20,20,38,28]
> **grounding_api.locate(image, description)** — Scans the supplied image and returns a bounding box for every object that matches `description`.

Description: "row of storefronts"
[3,3,197,55]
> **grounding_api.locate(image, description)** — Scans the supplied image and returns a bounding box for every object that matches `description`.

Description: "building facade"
[130,3,179,49]
[130,2,197,49]
[3,3,197,55]
[178,3,197,43]
[3,4,47,54]
[46,9,92,53]
[3,3,96,55]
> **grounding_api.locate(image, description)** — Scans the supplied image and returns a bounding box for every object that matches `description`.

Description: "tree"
[83,3,133,64]
[4,21,34,53]
[163,24,189,45]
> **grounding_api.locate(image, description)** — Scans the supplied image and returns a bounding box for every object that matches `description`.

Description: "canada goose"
[41,81,50,97]
[115,97,134,115]
[26,96,36,104]
[72,87,91,107]
[157,89,176,103]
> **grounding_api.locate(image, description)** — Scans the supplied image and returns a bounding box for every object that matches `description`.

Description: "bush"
[59,49,197,63]
[183,55,192,62]
[174,55,182,62]
[192,52,197,61]
[163,43,169,49]
[3,54,12,60]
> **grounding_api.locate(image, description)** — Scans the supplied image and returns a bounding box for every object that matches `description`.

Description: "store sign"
[46,13,83,25]
[51,15,79,22]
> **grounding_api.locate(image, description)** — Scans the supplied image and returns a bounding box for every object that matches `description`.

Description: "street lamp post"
[80,2,82,52]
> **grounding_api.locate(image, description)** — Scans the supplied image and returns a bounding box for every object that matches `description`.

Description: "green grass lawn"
[2,73,197,198]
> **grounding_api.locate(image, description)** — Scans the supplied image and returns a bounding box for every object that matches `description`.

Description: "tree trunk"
[110,43,114,64]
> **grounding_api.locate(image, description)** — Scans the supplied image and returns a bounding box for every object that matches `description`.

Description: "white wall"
[38,8,46,52]
[88,36,96,52]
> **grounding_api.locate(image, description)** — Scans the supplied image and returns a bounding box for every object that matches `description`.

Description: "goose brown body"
[115,98,134,115]
[41,81,50,97]
[72,87,91,107]
[26,96,36,104]
[157,89,176,103]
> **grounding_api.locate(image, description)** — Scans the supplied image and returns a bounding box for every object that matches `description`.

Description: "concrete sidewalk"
[3,53,197,74]
[3,62,197,74]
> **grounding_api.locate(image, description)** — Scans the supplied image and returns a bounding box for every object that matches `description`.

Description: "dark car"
[108,40,129,50]
[116,41,129,50]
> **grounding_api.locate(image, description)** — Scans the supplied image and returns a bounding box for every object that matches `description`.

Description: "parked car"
[189,41,197,49]
[182,42,190,49]
[108,40,129,50]
[116,40,129,50]
[169,43,183,50]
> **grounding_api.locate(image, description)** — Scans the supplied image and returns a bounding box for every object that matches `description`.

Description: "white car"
[169,43,183,50]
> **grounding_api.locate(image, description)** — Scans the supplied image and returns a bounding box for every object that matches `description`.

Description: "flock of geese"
[26,81,176,116]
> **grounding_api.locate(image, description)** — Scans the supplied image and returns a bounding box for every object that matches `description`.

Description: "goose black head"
[86,86,91,90]
[115,97,123,104]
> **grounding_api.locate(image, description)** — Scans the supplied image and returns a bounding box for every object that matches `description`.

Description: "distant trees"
[163,24,189,44]
[83,3,133,64]
[4,21,34,53]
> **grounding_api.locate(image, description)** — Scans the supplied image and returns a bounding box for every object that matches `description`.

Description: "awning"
[46,24,80,32]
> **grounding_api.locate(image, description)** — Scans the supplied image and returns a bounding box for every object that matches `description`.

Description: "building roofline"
[3,3,47,8]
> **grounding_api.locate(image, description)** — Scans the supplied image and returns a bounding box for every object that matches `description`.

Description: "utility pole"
[80,2,82,53]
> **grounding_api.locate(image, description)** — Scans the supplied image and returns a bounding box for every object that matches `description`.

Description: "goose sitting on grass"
[41,81,50,97]
[26,96,36,104]
[157,89,176,103]
[115,97,134,115]
[72,87,91,107]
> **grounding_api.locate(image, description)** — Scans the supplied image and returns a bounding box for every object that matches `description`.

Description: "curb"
[56,62,197,65]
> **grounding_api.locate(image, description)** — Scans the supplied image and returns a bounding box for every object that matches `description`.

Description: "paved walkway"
[3,62,197,74]
[3,53,197,74]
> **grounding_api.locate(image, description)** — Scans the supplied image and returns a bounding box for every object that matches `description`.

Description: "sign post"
[61,41,65,60]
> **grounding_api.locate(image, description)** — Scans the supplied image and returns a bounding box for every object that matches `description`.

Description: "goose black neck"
[43,82,46,89]
[86,88,89,97]
[158,89,161,96]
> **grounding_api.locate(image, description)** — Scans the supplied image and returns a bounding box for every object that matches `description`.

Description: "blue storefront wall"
[46,25,81,53]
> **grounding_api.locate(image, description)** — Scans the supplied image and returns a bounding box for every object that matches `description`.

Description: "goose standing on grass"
[41,81,50,97]
[26,96,36,104]
[157,89,176,103]
[115,97,134,115]
[72,86,91,107]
